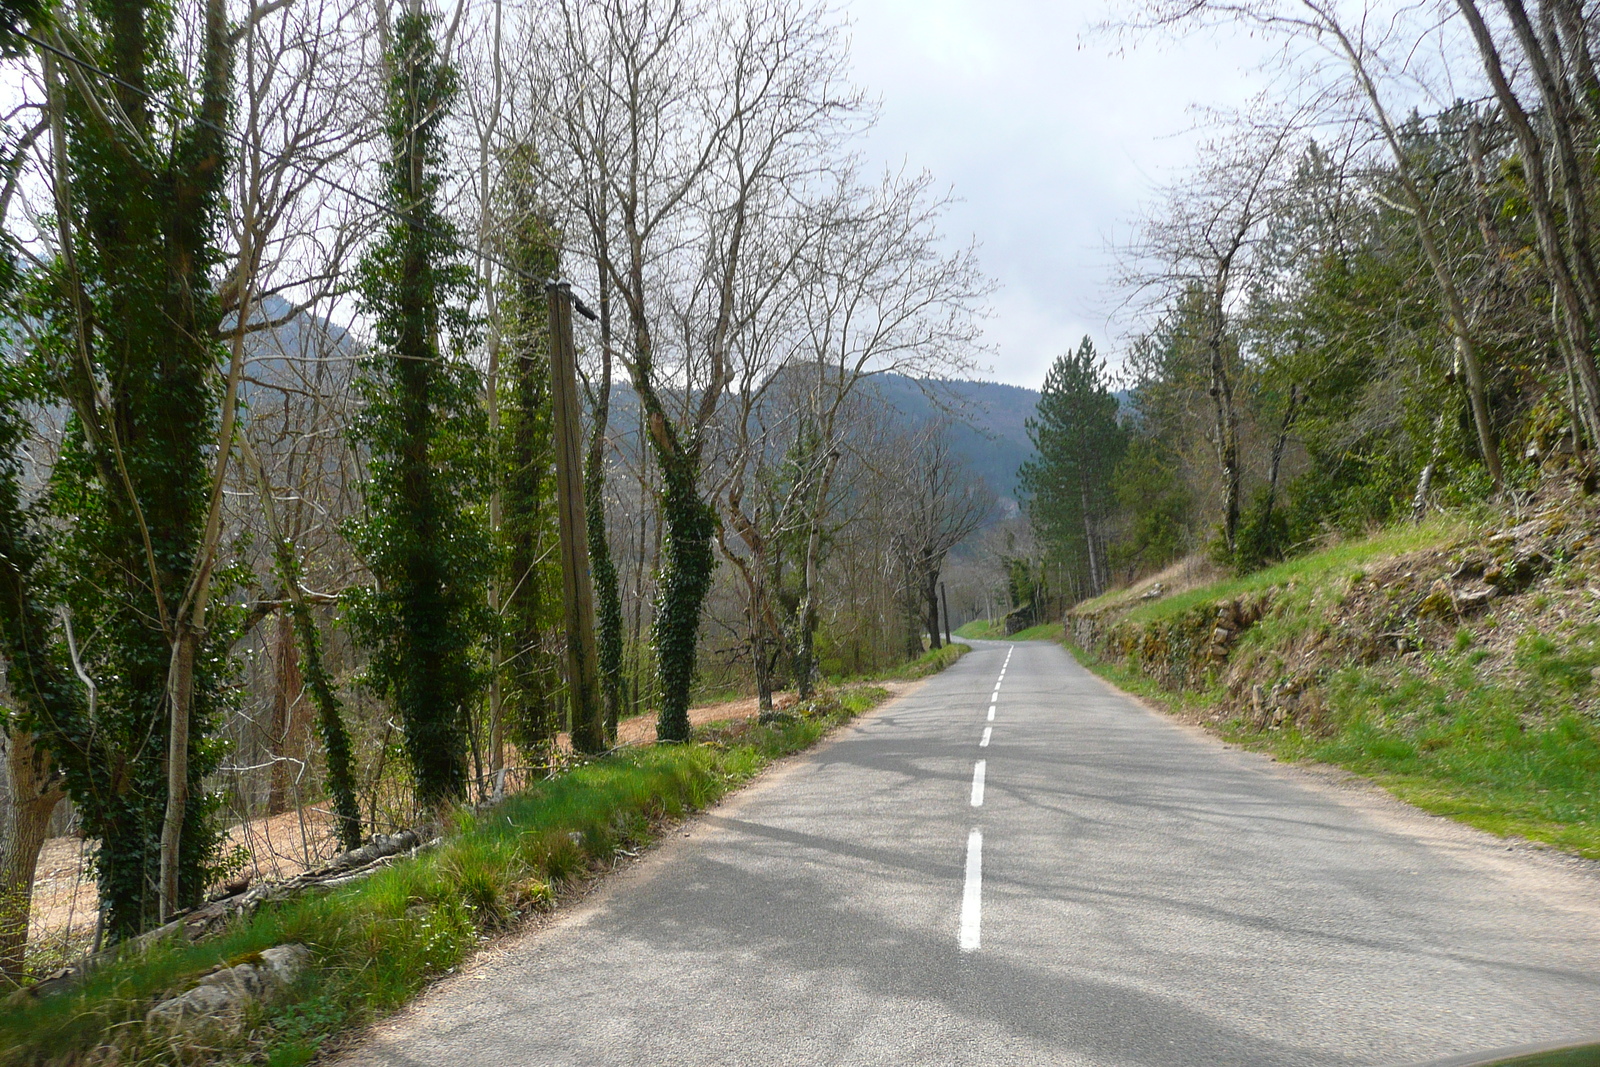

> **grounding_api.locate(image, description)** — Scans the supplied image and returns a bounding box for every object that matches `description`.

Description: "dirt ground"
[28,805,344,959]
[1083,551,1228,613]
[609,690,801,746]
[26,686,878,958]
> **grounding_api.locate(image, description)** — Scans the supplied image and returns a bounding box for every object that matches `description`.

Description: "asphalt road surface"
[340,639,1600,1066]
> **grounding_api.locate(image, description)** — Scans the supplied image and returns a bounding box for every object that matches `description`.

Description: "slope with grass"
[0,686,902,1067]
[954,618,1062,642]
[1066,482,1600,859]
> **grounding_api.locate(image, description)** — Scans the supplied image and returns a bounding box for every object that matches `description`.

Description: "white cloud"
[844,0,1277,389]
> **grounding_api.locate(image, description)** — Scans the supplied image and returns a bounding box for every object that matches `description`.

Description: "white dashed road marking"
[959,829,983,952]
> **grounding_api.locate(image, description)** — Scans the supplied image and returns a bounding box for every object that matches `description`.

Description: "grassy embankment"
[828,639,970,683]
[0,680,925,1067]
[1065,506,1600,860]
[953,619,1063,642]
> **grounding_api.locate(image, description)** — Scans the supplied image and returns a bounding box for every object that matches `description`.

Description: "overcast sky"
[844,0,1279,390]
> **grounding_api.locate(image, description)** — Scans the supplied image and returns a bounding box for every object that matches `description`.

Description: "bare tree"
[1122,0,1506,492]
[1126,123,1295,554]
[711,166,987,704]
[888,423,995,653]
[524,0,860,740]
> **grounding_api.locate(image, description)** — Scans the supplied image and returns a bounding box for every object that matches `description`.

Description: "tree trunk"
[1206,311,1242,555]
[924,568,943,650]
[158,628,198,921]
[1321,5,1503,492]
[793,450,841,699]
[795,534,821,698]
[1458,0,1600,453]
[1413,409,1451,522]
[267,608,303,815]
[752,592,775,715]
[651,450,717,743]
[1080,480,1103,598]
[1265,384,1301,514]
[1,731,63,981]
[903,565,925,660]
[587,266,624,744]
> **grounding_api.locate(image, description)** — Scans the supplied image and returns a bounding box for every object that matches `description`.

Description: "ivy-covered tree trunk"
[585,441,624,742]
[15,0,235,936]
[498,180,563,757]
[585,269,624,742]
[274,544,362,851]
[235,426,362,850]
[651,450,717,743]
[349,12,491,810]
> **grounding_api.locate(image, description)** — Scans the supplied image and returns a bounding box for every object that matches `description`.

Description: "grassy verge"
[1241,654,1600,858]
[1064,508,1600,860]
[1072,635,1600,857]
[953,619,1004,639]
[1080,518,1464,625]
[1006,621,1064,642]
[831,641,970,684]
[1,687,894,1067]
[952,620,1064,641]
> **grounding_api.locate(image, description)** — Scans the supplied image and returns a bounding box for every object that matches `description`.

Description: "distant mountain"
[863,375,1039,506]
[240,302,1042,508]
[602,372,1040,509]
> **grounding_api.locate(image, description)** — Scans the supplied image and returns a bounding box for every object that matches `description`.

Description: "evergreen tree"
[1020,338,1127,601]
[347,10,491,809]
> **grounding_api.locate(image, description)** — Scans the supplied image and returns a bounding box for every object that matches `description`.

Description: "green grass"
[1007,621,1064,642]
[0,688,904,1067]
[947,617,1062,643]
[1063,509,1600,861]
[953,619,1004,639]
[954,620,1064,641]
[1085,518,1462,625]
[831,641,970,684]
[1069,639,1600,857]
[1254,655,1600,858]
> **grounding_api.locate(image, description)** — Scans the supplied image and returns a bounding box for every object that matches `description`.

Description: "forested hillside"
[864,376,1038,505]
[605,373,1037,505]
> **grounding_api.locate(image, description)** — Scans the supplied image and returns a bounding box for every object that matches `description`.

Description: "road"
[340,639,1600,1066]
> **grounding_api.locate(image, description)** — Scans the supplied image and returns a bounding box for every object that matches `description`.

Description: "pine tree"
[1019,338,1127,601]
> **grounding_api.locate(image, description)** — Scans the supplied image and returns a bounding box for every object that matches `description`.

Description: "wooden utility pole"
[547,281,606,754]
